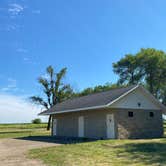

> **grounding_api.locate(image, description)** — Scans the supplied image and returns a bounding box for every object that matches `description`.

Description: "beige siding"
[111,88,159,110]
[53,109,114,139]
[54,113,78,137]
[115,109,163,139]
[84,110,107,139]
[52,108,163,139]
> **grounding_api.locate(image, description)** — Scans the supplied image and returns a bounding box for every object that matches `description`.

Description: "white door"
[53,119,57,136]
[106,114,115,139]
[78,116,84,137]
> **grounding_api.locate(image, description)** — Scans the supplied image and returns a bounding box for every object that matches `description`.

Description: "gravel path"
[0,138,60,166]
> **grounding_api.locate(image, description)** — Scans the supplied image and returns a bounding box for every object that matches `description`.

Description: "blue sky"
[1,0,166,123]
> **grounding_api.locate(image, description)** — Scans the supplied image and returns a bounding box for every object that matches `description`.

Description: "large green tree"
[113,48,166,104]
[30,66,73,130]
[113,54,143,85]
[137,48,166,95]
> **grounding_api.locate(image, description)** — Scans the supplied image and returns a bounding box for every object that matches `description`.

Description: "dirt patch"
[0,138,60,166]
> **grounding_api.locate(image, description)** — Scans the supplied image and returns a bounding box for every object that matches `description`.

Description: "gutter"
[39,105,107,115]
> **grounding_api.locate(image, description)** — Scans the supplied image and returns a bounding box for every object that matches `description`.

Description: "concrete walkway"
[0,138,60,166]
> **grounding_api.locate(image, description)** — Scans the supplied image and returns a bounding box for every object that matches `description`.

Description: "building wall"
[52,109,115,139]
[114,109,163,139]
[53,113,78,137]
[52,108,163,139]
[111,88,159,110]
[84,110,109,139]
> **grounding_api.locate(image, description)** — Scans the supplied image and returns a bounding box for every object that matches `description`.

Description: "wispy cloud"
[41,73,50,80]
[6,24,17,31]
[22,56,40,65]
[7,78,17,88]
[32,10,41,14]
[0,3,24,31]
[8,3,24,16]
[23,57,29,61]
[0,24,21,31]
[16,48,28,53]
[0,94,47,123]
[1,78,17,92]
[15,48,39,65]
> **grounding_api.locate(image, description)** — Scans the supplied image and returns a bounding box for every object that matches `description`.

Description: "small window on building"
[128,111,133,117]
[149,112,154,117]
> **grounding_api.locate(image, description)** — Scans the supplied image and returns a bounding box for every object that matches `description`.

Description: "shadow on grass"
[16,136,96,144]
[118,142,166,165]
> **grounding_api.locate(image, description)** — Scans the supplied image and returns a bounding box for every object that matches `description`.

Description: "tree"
[113,54,143,85]
[30,66,73,130]
[32,118,42,124]
[77,83,124,97]
[137,48,166,96]
[113,48,166,104]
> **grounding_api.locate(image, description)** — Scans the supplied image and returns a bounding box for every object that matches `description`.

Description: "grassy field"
[29,122,166,166]
[29,138,166,166]
[1,123,166,165]
[0,123,50,138]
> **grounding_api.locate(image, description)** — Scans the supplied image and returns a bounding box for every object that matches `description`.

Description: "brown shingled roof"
[39,85,138,115]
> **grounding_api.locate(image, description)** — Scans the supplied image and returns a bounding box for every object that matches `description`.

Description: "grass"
[1,122,166,165]
[0,123,50,138]
[28,122,166,166]
[29,138,166,166]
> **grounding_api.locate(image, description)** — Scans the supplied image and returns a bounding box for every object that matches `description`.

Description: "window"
[149,112,154,117]
[128,111,133,117]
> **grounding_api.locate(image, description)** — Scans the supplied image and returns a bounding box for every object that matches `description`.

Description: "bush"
[32,118,42,124]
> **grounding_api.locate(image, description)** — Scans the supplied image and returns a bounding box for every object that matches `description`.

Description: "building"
[40,85,166,139]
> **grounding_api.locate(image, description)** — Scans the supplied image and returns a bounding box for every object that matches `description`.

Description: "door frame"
[106,114,115,139]
[78,116,84,137]
[53,119,57,136]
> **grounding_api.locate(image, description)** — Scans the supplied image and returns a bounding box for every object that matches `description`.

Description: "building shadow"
[16,136,97,144]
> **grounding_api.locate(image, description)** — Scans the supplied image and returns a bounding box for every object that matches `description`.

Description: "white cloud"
[8,3,24,16]
[23,57,29,61]
[1,78,17,92]
[0,94,47,123]
[41,73,50,80]
[0,4,24,31]
[7,78,17,88]
[16,48,28,53]
[22,56,40,65]
[32,10,40,14]
[0,24,22,32]
[6,25,17,31]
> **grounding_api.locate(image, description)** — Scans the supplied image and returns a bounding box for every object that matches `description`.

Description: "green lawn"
[29,122,166,166]
[1,122,166,165]
[29,138,166,166]
[0,123,50,138]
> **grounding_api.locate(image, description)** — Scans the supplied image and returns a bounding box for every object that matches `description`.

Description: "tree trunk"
[47,115,52,130]
[148,70,154,95]
[131,72,134,85]
[149,77,154,95]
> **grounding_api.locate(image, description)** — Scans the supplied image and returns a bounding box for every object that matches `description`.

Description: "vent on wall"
[137,102,141,107]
